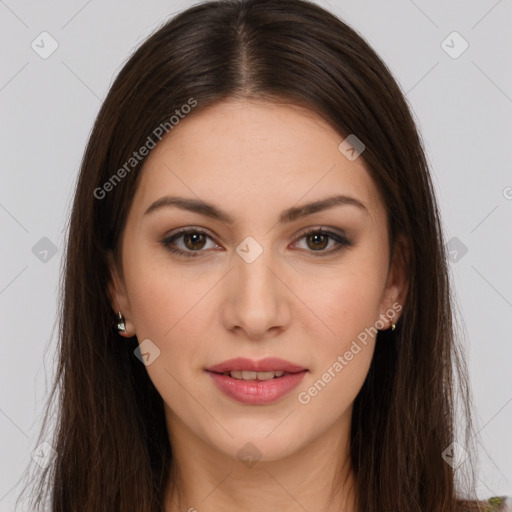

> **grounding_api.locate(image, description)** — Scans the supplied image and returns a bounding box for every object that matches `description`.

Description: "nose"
[221,243,292,340]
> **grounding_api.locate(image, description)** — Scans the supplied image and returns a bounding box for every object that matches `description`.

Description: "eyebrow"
[143,194,368,224]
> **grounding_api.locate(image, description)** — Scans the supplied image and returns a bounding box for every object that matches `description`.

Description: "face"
[109,98,407,463]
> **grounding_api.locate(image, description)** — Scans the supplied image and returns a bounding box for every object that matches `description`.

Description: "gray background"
[0,0,511,509]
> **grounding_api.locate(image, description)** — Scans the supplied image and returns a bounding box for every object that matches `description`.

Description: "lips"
[206,357,307,374]
[205,357,308,404]
[207,370,307,404]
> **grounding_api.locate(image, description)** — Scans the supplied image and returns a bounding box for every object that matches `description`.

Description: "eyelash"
[160,227,353,258]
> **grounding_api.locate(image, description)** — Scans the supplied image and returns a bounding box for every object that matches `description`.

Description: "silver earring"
[116,312,127,333]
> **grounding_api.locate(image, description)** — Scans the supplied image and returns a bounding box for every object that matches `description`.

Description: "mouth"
[213,370,291,380]
[205,357,308,404]
[207,370,300,381]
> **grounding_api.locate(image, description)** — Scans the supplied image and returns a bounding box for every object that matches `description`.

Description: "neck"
[163,408,359,512]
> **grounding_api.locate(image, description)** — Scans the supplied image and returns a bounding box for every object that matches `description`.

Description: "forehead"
[130,98,384,225]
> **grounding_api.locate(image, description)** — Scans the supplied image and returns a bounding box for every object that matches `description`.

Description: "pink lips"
[205,357,308,405]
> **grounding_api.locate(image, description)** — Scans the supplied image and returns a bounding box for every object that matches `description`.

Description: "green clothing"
[485,496,512,511]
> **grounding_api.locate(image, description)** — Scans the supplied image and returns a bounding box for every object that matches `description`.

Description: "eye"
[160,227,352,258]
[292,228,353,256]
[161,228,219,258]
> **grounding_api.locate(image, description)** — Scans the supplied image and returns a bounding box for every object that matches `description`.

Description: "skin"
[108,98,408,512]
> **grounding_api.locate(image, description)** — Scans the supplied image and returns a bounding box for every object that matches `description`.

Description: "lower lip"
[207,370,308,404]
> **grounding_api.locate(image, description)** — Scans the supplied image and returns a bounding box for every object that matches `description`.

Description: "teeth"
[222,370,286,380]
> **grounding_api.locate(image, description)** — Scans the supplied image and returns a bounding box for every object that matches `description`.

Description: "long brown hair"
[18,0,487,510]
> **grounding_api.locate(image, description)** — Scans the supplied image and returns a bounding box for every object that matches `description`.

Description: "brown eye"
[305,232,329,251]
[293,228,352,256]
[161,227,352,259]
[183,232,207,251]
[161,228,218,258]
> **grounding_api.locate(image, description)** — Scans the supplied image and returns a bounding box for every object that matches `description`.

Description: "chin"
[207,425,309,464]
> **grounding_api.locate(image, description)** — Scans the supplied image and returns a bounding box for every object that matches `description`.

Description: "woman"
[18,0,510,510]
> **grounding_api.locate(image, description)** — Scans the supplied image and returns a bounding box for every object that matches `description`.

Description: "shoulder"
[489,496,512,511]
[458,496,512,511]
[481,496,512,511]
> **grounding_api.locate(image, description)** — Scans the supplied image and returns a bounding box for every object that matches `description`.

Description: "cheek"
[296,341,374,425]
[294,247,386,407]
[125,266,217,413]
[125,257,222,378]
[295,267,382,416]
[300,253,386,346]
[124,242,213,340]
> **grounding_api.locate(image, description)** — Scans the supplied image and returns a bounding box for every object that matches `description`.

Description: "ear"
[107,250,135,337]
[379,234,409,328]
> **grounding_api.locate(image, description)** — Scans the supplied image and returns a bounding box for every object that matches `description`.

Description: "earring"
[391,323,396,331]
[116,312,127,334]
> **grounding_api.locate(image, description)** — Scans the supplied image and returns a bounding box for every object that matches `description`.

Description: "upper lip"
[206,357,307,374]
